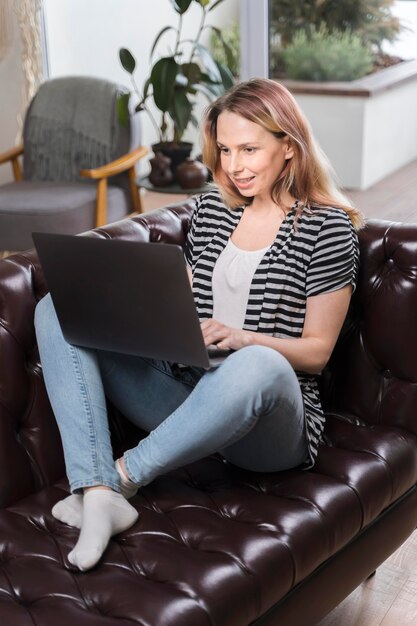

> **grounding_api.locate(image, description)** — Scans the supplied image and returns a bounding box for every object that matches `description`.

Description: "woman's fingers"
[201,319,229,346]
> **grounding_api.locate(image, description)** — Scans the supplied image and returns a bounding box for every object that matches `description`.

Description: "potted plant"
[118,0,235,177]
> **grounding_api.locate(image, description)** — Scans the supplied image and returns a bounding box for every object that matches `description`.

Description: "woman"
[35,78,362,572]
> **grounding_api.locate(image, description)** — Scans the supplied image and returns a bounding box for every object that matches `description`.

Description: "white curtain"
[14,0,43,137]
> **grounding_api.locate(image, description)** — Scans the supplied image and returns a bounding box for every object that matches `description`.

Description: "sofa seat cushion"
[0,418,416,625]
[315,415,417,526]
[0,181,129,250]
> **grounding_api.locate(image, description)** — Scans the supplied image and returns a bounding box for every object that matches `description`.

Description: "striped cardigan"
[185,190,359,467]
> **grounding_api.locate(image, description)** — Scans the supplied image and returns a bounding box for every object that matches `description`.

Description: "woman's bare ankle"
[83,486,113,494]
[115,457,128,481]
[115,457,138,499]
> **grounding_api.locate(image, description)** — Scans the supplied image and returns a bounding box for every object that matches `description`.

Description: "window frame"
[239,0,269,79]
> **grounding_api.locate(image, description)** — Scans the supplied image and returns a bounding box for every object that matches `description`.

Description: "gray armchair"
[0,76,148,252]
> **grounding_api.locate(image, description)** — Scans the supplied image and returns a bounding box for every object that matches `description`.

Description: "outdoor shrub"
[282,26,374,81]
[270,0,401,51]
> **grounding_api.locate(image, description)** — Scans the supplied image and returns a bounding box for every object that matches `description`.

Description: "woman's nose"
[228,152,243,174]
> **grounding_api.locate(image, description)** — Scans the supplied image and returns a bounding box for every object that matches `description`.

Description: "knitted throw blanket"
[23,77,119,182]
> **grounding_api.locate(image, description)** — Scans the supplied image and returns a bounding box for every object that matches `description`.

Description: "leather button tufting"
[383,369,392,379]
[150,230,163,242]
[386,258,395,268]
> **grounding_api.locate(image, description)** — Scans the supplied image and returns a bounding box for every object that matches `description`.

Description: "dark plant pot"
[176,158,209,189]
[152,142,193,179]
[148,151,174,187]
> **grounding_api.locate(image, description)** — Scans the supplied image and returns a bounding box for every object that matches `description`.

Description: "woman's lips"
[233,176,255,189]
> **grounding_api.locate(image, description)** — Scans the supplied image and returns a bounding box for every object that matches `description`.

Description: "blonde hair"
[202,78,364,230]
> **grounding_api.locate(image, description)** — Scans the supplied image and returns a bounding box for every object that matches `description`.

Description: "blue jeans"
[34,294,308,493]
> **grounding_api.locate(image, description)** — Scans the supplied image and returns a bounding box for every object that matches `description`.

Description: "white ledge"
[279,59,417,97]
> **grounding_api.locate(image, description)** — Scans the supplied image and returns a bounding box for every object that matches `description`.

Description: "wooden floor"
[317,530,417,626]
[345,158,417,224]
[144,160,417,626]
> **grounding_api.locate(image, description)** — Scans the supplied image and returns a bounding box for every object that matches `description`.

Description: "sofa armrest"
[0,200,196,508]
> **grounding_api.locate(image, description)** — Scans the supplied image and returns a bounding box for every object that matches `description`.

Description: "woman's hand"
[201,319,252,351]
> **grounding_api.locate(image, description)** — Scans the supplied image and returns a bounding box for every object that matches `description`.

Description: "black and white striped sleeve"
[305,211,359,297]
[184,195,201,268]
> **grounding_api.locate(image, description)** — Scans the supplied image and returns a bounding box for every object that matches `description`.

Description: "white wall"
[363,77,417,187]
[294,94,366,189]
[294,65,417,191]
[0,10,24,185]
[43,0,239,162]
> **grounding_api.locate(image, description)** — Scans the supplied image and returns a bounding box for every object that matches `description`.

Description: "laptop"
[32,232,231,369]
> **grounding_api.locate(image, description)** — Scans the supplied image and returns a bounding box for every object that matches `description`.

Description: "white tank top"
[212,239,269,328]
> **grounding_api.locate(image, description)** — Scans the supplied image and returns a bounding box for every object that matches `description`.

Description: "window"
[240,0,417,81]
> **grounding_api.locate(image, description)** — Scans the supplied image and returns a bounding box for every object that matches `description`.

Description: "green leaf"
[181,62,202,85]
[190,112,199,128]
[150,26,176,60]
[170,0,193,14]
[117,92,130,126]
[206,25,235,70]
[207,25,221,37]
[119,48,136,74]
[194,42,222,82]
[150,57,179,112]
[171,89,193,135]
[195,0,210,6]
[208,0,225,11]
[199,71,220,85]
[216,61,234,90]
[193,83,221,100]
[222,40,235,73]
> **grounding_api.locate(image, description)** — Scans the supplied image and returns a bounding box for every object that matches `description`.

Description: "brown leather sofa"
[0,200,416,626]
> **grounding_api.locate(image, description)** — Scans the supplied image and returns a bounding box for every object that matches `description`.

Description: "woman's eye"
[244,147,256,153]
[219,147,229,154]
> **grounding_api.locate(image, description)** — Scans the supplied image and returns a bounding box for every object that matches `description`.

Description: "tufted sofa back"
[321,219,417,437]
[0,205,416,509]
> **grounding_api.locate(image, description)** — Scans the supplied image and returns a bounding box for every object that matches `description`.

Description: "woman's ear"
[284,138,294,161]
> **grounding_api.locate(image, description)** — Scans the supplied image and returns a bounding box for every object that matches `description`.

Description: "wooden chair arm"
[79,146,148,180]
[0,143,24,165]
[0,143,24,181]
[79,146,149,227]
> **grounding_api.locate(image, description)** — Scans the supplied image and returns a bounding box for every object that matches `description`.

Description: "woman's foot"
[68,489,138,571]
[52,494,83,528]
[52,460,138,532]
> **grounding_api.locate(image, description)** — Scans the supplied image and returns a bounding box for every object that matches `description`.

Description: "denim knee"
[34,293,55,338]
[225,345,299,405]
[229,344,294,382]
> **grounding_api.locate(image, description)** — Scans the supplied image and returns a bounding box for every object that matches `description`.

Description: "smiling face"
[216,110,294,203]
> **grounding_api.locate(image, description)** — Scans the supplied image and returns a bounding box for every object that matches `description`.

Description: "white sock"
[52,494,83,529]
[52,459,137,532]
[68,489,138,571]
[115,458,138,499]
